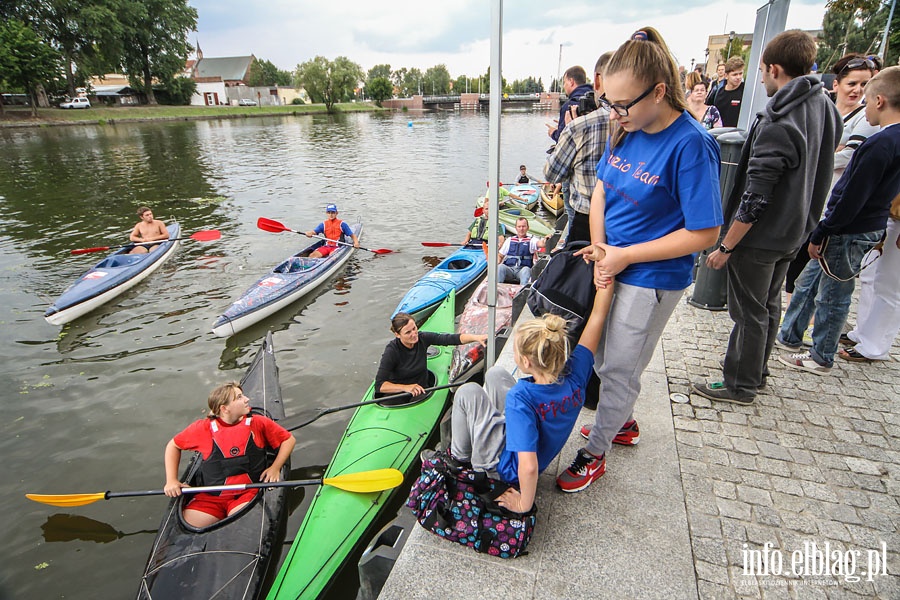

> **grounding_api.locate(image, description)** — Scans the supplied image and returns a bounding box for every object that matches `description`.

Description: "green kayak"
[499,207,554,238]
[266,291,456,600]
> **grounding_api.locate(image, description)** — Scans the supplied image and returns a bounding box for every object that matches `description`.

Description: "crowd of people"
[158,26,900,528]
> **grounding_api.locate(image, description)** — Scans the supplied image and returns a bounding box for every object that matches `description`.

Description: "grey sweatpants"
[450,366,516,475]
[585,282,682,457]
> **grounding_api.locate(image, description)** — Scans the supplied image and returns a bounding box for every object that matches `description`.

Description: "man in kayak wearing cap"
[305,203,360,258]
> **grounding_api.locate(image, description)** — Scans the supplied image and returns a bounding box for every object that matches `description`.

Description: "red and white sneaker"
[579,420,640,446]
[556,449,606,493]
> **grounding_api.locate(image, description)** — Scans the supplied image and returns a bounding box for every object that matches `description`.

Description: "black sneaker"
[692,382,755,405]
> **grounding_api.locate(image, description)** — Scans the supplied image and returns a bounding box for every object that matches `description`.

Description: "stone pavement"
[379,288,899,599]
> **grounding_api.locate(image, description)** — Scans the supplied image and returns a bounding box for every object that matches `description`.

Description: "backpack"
[526,241,595,343]
[406,450,537,559]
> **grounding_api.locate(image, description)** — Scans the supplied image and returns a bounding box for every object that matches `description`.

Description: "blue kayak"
[506,183,540,211]
[392,243,486,321]
[44,223,181,325]
[212,222,362,337]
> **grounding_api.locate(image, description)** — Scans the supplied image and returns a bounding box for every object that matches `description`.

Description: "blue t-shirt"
[596,111,723,290]
[497,345,594,484]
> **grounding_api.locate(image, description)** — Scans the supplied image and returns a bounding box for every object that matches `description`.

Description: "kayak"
[505,184,540,211]
[499,207,554,238]
[539,183,564,217]
[392,244,485,322]
[211,222,362,337]
[449,279,522,381]
[266,292,455,600]
[44,223,181,325]
[137,331,289,600]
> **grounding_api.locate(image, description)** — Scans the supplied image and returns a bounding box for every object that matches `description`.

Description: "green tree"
[818,0,897,70]
[153,75,196,104]
[294,55,363,112]
[423,64,451,95]
[33,0,123,97]
[247,58,291,87]
[0,19,61,116]
[365,76,392,105]
[367,64,392,81]
[119,0,197,105]
[399,67,423,96]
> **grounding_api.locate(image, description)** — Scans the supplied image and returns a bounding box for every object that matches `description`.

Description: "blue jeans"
[498,263,532,285]
[561,182,575,239]
[779,231,883,367]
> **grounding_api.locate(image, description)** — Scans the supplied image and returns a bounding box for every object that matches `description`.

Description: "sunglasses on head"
[838,58,875,77]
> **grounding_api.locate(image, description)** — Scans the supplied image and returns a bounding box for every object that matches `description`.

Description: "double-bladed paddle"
[421,242,464,247]
[284,382,462,432]
[26,468,404,507]
[70,230,221,255]
[257,217,393,255]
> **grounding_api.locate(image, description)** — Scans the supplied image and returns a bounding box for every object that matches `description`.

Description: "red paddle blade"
[371,248,393,254]
[421,242,454,247]
[473,207,484,217]
[190,230,221,242]
[257,217,289,233]
[71,246,111,255]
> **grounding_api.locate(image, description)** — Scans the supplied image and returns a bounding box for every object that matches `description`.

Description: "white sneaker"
[779,351,831,375]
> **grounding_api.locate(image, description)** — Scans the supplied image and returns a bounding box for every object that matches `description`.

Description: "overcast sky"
[189,0,828,82]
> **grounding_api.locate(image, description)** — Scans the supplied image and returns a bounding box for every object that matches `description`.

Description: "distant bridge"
[380,92,562,112]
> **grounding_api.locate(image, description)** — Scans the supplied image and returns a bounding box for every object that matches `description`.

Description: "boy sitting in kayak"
[164,382,296,528]
[304,203,359,258]
[129,206,169,254]
[462,196,505,249]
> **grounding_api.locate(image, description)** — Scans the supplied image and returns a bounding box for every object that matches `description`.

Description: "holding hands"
[574,243,617,289]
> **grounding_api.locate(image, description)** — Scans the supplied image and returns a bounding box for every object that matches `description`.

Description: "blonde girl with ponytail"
[450,283,613,514]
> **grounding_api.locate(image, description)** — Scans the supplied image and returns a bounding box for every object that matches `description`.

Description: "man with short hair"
[497,217,544,285]
[305,203,359,258]
[543,53,612,244]
[708,56,745,127]
[694,30,842,404]
[129,206,169,254]
[547,66,592,143]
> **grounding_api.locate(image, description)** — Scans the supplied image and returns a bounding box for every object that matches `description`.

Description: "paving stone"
[752,506,783,528]
[695,559,730,586]
[733,437,761,455]
[737,485,774,507]
[713,480,737,499]
[692,536,728,565]
[717,497,752,520]
[779,511,819,535]
[771,476,804,497]
[800,481,840,503]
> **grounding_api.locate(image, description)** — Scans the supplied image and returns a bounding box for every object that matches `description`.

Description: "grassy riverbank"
[0,102,383,128]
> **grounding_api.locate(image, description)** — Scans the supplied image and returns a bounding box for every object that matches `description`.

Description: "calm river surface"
[0,110,557,599]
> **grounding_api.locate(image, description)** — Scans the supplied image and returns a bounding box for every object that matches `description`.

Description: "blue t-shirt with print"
[596,111,723,290]
[497,345,594,484]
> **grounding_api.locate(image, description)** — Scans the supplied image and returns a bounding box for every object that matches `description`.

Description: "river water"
[0,110,557,599]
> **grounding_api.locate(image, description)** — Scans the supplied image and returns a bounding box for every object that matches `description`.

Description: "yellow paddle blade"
[26,492,108,507]
[323,468,404,493]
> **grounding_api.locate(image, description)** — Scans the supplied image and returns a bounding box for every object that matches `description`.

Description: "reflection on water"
[0,111,555,599]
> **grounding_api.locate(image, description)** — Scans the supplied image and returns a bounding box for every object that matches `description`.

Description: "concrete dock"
[378,287,900,599]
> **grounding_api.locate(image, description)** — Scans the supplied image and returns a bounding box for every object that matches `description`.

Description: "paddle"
[26,468,404,507]
[71,230,221,255]
[257,217,393,255]
[284,382,462,432]
[421,242,464,247]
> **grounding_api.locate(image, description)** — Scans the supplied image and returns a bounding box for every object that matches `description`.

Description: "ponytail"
[514,314,570,381]
[605,27,686,148]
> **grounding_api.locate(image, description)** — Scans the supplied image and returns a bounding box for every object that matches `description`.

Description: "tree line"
[1,0,197,114]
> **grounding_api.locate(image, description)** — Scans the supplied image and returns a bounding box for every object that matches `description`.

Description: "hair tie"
[631,30,648,41]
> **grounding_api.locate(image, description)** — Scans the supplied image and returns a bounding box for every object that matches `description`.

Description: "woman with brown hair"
[556,27,723,493]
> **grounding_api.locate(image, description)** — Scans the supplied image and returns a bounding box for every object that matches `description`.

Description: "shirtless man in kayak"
[129,206,169,254]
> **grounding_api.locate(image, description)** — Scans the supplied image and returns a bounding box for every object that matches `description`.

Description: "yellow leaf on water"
[34,562,49,570]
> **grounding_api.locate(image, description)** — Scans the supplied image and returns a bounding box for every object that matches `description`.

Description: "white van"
[60,97,91,109]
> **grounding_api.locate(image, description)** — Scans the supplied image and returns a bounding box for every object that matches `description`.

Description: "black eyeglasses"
[838,58,875,77]
[598,83,660,117]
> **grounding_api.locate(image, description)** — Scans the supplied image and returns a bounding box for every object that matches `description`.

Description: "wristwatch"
[718,243,734,254]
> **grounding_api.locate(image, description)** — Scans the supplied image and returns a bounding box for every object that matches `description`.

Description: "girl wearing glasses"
[784,53,878,306]
[556,27,723,493]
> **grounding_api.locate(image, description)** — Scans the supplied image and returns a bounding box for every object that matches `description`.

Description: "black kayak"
[136,332,289,599]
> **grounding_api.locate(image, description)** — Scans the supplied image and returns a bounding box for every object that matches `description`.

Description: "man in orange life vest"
[305,203,360,258]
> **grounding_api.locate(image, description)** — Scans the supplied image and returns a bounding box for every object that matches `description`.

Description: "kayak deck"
[267,292,455,600]
[137,332,289,600]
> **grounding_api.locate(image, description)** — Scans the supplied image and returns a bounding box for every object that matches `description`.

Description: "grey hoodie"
[723,75,842,253]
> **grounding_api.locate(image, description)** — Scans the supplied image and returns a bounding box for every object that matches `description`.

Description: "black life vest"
[503,236,534,268]
[198,417,268,493]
